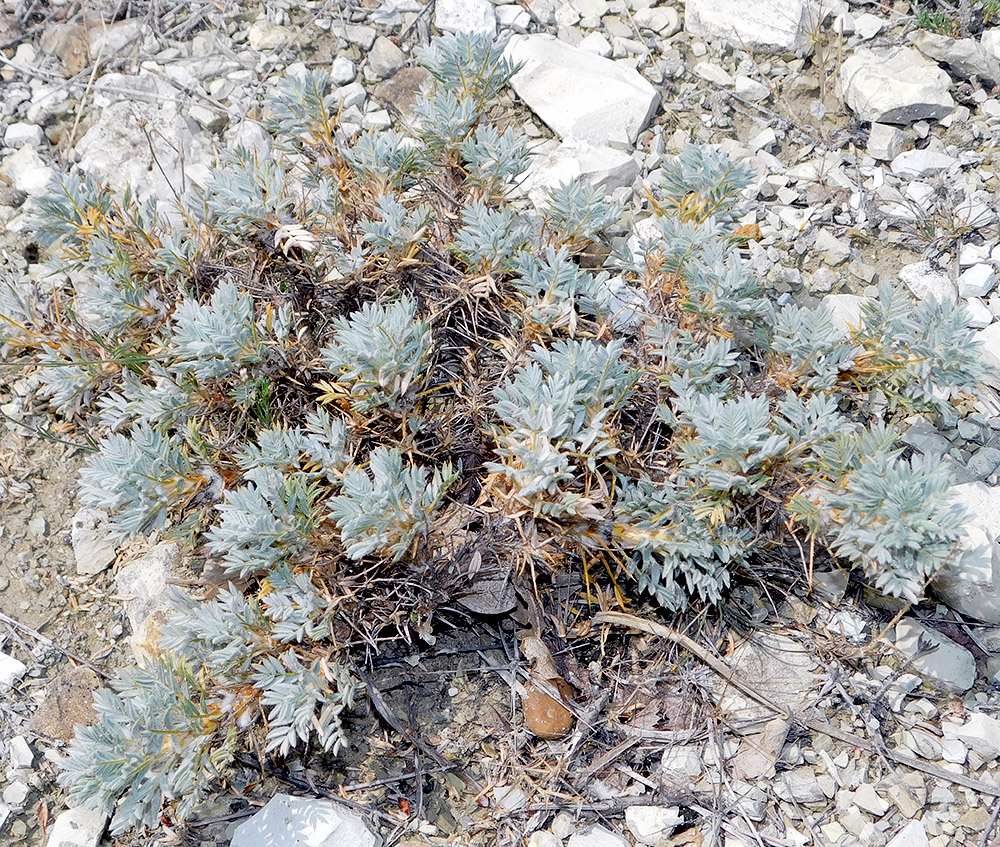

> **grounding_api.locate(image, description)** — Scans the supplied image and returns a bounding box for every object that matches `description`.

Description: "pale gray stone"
[8,736,33,769]
[813,228,850,265]
[886,820,928,847]
[943,711,1000,760]
[368,36,406,80]
[735,74,770,102]
[684,0,819,53]
[625,806,682,846]
[840,47,954,124]
[3,122,44,147]
[976,320,1000,371]
[505,34,659,145]
[821,293,868,334]
[867,123,906,160]
[965,297,994,328]
[248,19,289,52]
[46,806,107,847]
[891,619,976,693]
[435,0,497,35]
[0,652,26,688]
[716,634,816,721]
[115,542,183,654]
[517,139,639,210]
[70,508,117,576]
[774,767,826,804]
[959,263,997,298]
[910,30,1000,86]
[890,149,959,179]
[231,794,380,847]
[0,144,54,194]
[88,19,146,58]
[567,824,630,847]
[330,56,357,85]
[899,260,957,306]
[75,103,213,211]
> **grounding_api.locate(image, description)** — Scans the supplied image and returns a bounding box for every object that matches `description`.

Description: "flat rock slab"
[47,806,107,847]
[505,34,659,146]
[715,633,817,721]
[517,139,639,210]
[231,794,380,847]
[840,47,954,124]
[891,619,976,693]
[684,0,819,53]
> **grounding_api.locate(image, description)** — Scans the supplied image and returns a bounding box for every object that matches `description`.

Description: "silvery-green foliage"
[543,181,622,244]
[460,124,529,192]
[36,346,99,414]
[264,68,337,148]
[360,194,433,256]
[32,172,118,250]
[855,281,982,405]
[773,304,856,391]
[673,393,789,496]
[657,142,754,223]
[320,297,432,412]
[206,468,323,577]
[79,422,198,541]
[345,130,421,187]
[252,649,359,755]
[97,367,197,430]
[201,149,288,235]
[416,31,515,103]
[236,409,349,482]
[660,331,740,393]
[412,88,479,157]
[57,655,236,835]
[263,565,333,643]
[328,447,456,560]
[450,201,532,273]
[613,477,748,611]
[169,279,261,379]
[825,452,965,602]
[489,339,637,513]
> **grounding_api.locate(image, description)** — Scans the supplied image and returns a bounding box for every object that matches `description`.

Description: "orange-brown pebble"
[523,678,574,739]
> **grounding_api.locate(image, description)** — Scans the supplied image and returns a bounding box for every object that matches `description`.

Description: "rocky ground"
[6,0,1000,846]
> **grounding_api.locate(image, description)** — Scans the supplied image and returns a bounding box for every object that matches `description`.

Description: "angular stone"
[774,767,826,804]
[0,144,54,194]
[374,67,432,120]
[625,805,683,846]
[853,783,890,816]
[840,47,954,124]
[821,293,868,334]
[891,619,976,693]
[943,711,1000,760]
[899,260,957,306]
[959,264,997,299]
[231,794,380,847]
[516,139,639,210]
[732,717,791,780]
[435,0,497,35]
[330,56,357,85]
[0,652,26,688]
[47,806,107,847]
[70,508,117,576]
[567,825,630,847]
[248,19,289,52]
[115,542,184,655]
[506,34,659,146]
[75,102,213,211]
[890,149,959,179]
[684,0,818,53]
[910,30,1000,86]
[867,123,906,160]
[886,820,929,847]
[368,36,406,81]
[4,122,44,147]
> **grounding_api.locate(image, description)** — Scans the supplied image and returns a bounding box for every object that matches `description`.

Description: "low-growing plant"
[0,31,983,835]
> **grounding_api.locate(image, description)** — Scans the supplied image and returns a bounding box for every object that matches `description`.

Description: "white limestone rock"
[959,264,997,299]
[567,825,630,847]
[840,47,954,124]
[231,794,380,847]
[330,56,357,85]
[821,293,868,334]
[967,297,994,328]
[70,508,117,576]
[890,149,959,179]
[435,0,496,35]
[899,260,957,306]
[943,711,1000,760]
[891,619,976,693]
[516,139,638,211]
[933,482,1000,623]
[625,805,683,846]
[505,34,659,146]
[0,144,54,194]
[0,652,26,688]
[886,820,929,847]
[74,102,213,211]
[976,320,1000,371]
[368,36,406,80]
[47,806,107,847]
[115,542,184,655]
[867,123,906,160]
[684,0,819,53]
[3,122,44,147]
[909,30,1000,86]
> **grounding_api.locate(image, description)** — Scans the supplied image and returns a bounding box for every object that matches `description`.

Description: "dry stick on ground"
[0,609,110,679]
[594,611,1000,799]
